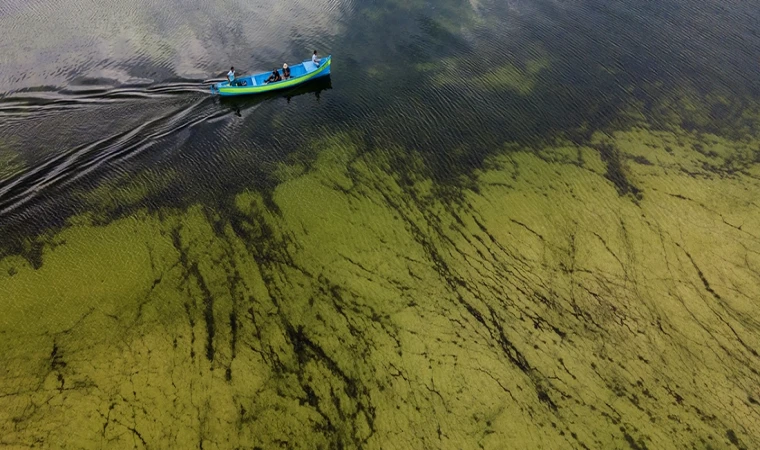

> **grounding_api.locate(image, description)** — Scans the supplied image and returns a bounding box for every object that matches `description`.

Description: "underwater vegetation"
[1,0,759,447]
[1,113,759,448]
[0,143,24,181]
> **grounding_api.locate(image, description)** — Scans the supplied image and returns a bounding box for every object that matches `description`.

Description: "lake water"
[1,0,759,448]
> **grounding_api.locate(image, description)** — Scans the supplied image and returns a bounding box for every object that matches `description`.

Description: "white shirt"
[312,54,319,65]
[227,70,235,81]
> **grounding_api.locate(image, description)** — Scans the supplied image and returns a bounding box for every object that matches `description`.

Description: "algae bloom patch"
[1,126,759,449]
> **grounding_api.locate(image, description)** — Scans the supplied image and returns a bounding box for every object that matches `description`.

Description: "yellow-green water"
[2,116,758,448]
[2,0,760,445]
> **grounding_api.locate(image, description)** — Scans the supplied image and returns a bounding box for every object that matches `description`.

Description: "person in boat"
[282,63,291,80]
[264,68,282,84]
[227,67,237,86]
[312,50,321,67]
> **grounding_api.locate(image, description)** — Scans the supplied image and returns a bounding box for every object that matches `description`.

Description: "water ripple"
[0,85,227,216]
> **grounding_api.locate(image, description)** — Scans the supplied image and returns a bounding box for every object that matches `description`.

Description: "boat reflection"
[220,76,332,116]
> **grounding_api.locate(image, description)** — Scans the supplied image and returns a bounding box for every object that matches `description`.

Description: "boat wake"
[0,80,214,119]
[0,77,331,223]
[0,81,230,219]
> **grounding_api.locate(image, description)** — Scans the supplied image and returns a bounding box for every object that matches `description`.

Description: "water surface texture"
[1,0,760,448]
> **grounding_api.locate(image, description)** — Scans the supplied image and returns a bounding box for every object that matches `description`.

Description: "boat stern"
[210,80,231,95]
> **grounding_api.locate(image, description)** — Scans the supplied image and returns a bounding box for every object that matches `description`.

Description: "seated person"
[312,50,321,67]
[264,68,282,84]
[282,63,291,79]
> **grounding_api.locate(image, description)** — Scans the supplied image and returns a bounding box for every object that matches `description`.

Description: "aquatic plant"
[1,123,758,448]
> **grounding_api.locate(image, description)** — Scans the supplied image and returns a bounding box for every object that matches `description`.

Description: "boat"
[220,76,332,111]
[211,55,332,97]
[219,77,331,117]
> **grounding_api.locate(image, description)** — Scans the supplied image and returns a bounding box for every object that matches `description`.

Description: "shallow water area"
[1,0,760,448]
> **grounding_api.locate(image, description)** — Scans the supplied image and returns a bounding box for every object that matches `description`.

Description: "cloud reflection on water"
[0,0,350,91]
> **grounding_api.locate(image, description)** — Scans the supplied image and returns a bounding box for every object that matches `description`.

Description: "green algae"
[75,168,179,218]
[472,56,551,95]
[0,142,24,181]
[3,2,760,448]
[2,121,760,448]
[416,45,551,96]
[644,82,760,141]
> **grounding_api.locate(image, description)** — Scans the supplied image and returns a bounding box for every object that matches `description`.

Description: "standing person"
[227,67,236,85]
[312,50,321,67]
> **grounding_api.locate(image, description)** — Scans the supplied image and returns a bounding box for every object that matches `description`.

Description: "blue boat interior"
[225,59,325,88]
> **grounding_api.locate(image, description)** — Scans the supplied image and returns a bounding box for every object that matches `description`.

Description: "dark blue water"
[1,0,757,237]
